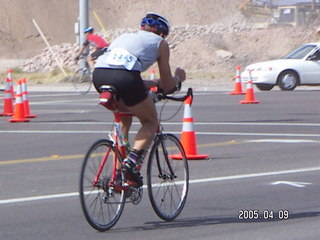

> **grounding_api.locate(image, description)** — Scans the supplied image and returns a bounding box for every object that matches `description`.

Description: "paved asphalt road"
[0,88,320,240]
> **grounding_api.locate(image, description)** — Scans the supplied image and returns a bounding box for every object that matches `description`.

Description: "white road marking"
[247,139,320,143]
[5,121,320,127]
[1,130,320,138]
[1,166,320,205]
[270,181,312,188]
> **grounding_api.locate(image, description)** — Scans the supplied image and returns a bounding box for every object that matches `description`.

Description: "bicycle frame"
[92,110,134,190]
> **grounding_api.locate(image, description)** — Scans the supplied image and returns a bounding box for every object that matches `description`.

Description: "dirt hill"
[0,0,319,84]
[0,0,244,58]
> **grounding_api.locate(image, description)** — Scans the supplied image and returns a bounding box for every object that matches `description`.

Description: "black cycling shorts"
[93,68,148,107]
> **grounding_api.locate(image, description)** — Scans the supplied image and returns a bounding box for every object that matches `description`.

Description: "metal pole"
[312,0,315,10]
[79,0,89,68]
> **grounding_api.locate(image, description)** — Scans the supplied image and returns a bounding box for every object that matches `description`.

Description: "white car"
[241,43,320,91]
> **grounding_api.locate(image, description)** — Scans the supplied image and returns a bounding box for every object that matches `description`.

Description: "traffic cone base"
[170,153,209,160]
[9,103,30,122]
[0,113,13,117]
[0,97,14,116]
[230,90,245,95]
[171,132,209,160]
[240,87,260,104]
[9,118,29,123]
[240,99,260,104]
[25,114,37,118]
[0,102,14,116]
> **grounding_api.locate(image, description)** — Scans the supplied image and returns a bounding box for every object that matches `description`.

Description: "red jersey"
[84,34,109,49]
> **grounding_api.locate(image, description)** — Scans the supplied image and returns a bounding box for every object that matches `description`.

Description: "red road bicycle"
[79,85,193,231]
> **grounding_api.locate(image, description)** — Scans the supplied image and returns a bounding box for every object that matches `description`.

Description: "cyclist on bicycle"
[74,27,109,70]
[93,13,186,187]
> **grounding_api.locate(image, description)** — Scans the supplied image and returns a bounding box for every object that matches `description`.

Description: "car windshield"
[283,45,318,59]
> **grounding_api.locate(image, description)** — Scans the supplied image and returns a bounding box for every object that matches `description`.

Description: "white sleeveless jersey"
[95,30,163,72]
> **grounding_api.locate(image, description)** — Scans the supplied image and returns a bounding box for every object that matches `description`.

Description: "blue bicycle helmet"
[140,13,170,37]
[84,27,94,33]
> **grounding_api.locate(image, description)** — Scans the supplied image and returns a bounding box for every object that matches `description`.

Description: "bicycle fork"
[155,134,176,181]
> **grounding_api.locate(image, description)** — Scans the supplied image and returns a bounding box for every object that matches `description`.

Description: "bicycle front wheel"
[72,68,92,95]
[79,139,125,231]
[147,133,189,221]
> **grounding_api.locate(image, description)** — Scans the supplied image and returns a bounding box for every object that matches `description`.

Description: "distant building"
[253,0,318,6]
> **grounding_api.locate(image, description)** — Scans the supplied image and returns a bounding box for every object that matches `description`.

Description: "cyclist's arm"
[75,45,87,59]
[157,40,185,93]
[75,40,90,59]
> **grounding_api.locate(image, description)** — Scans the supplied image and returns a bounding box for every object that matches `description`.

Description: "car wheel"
[277,70,299,91]
[256,83,274,91]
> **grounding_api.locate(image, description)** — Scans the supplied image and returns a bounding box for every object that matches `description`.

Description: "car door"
[299,49,320,84]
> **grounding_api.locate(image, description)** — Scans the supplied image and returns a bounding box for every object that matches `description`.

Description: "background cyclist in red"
[75,27,109,69]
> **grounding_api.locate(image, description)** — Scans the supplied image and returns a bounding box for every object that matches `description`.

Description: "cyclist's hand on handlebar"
[174,67,186,83]
[163,67,185,94]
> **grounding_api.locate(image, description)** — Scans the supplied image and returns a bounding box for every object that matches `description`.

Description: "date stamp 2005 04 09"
[238,209,289,220]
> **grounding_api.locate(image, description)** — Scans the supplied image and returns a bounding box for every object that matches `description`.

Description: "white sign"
[105,48,137,70]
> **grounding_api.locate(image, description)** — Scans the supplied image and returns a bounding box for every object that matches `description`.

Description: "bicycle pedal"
[124,180,140,189]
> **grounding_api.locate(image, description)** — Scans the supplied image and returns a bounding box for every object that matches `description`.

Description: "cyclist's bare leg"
[121,116,132,140]
[121,95,157,186]
[125,95,158,151]
[116,101,132,139]
[87,55,95,70]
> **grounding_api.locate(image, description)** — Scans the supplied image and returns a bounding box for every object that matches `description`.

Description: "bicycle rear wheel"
[72,68,92,95]
[147,133,189,221]
[79,139,125,231]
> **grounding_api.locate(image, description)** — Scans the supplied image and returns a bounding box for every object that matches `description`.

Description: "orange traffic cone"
[7,69,15,98]
[0,78,14,116]
[22,78,36,118]
[240,70,260,104]
[230,65,245,95]
[150,69,158,92]
[9,79,29,122]
[171,95,208,160]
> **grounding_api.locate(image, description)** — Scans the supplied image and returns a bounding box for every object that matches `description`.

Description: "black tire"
[79,139,125,231]
[147,134,189,221]
[72,68,92,95]
[277,70,299,91]
[256,83,274,91]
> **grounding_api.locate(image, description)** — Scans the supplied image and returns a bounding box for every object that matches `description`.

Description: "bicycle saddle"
[99,85,118,111]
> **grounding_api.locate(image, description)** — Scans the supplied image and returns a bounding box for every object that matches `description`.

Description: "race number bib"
[105,48,137,70]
